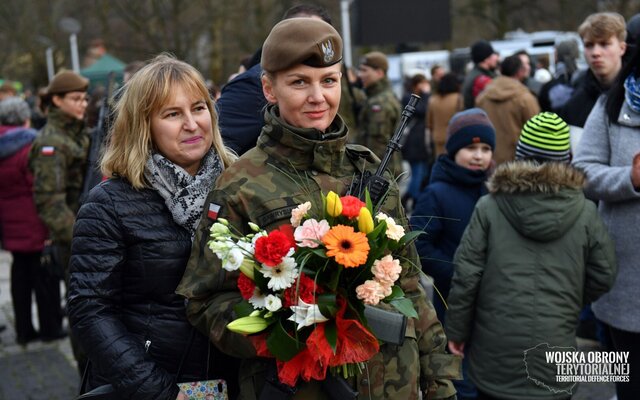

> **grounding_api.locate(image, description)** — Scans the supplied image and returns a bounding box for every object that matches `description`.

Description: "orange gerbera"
[322,225,370,267]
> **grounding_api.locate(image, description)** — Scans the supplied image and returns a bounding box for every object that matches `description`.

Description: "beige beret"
[359,51,389,72]
[261,18,343,73]
[47,71,89,96]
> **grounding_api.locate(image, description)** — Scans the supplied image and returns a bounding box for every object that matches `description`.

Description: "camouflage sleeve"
[176,187,257,359]
[29,143,76,244]
[389,191,461,399]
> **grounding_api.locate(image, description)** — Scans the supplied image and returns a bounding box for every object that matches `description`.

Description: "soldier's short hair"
[0,97,30,126]
[579,12,627,42]
[101,53,235,189]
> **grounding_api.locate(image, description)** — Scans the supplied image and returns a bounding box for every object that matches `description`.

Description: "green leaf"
[266,320,305,361]
[398,230,423,248]
[324,321,337,354]
[253,267,270,292]
[367,220,386,241]
[390,298,419,319]
[327,264,343,292]
[233,300,255,318]
[310,248,328,258]
[317,293,338,318]
[365,189,373,213]
[384,285,404,301]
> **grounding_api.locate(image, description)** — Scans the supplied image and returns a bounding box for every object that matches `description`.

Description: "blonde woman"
[68,54,237,399]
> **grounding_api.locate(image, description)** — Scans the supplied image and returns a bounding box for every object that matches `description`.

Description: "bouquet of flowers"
[208,191,420,387]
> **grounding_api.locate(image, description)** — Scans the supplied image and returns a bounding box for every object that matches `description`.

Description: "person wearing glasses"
[28,70,90,369]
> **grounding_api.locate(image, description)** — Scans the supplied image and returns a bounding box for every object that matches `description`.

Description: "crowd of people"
[0,4,639,400]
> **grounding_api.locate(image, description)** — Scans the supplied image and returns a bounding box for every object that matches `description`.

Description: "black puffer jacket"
[68,177,211,399]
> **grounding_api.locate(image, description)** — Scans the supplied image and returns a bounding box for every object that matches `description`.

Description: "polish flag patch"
[208,203,221,220]
[41,146,55,156]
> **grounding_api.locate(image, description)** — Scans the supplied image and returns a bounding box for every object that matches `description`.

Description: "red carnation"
[340,196,366,219]
[283,273,323,308]
[255,227,296,267]
[238,273,256,300]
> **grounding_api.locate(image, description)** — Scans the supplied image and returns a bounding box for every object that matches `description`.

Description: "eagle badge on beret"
[321,40,335,63]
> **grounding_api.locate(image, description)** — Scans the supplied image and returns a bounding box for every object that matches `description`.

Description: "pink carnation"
[355,280,386,306]
[294,219,330,248]
[371,255,402,285]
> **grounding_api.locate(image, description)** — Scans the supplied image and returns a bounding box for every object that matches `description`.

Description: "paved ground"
[0,251,79,399]
[0,249,616,399]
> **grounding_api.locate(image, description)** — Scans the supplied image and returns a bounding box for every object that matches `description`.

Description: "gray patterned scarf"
[144,149,222,239]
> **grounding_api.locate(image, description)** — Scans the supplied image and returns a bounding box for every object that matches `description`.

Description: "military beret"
[261,18,343,73]
[359,51,389,72]
[46,71,89,96]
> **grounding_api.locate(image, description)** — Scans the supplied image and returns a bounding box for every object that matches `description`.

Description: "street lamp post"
[37,36,55,82]
[59,17,82,73]
[340,0,354,68]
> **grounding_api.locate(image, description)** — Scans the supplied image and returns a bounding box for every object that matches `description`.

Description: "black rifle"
[81,72,115,203]
[348,94,420,206]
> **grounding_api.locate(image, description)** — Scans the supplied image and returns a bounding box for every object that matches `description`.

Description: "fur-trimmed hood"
[488,160,585,194]
[488,161,587,241]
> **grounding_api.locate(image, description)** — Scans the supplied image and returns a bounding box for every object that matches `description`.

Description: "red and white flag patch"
[41,146,55,156]
[208,203,221,220]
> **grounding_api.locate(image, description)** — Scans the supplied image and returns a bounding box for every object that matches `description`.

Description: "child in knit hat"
[445,112,617,400]
[410,107,496,400]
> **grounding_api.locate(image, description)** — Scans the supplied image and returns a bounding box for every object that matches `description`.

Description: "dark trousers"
[609,325,640,400]
[10,251,63,338]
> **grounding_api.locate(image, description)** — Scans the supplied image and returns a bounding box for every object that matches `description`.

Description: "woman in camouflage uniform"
[177,18,460,400]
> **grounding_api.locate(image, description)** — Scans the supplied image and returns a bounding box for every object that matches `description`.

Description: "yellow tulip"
[326,191,343,217]
[226,316,269,335]
[358,207,374,234]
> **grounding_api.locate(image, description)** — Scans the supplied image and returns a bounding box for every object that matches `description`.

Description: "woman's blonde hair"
[101,53,235,189]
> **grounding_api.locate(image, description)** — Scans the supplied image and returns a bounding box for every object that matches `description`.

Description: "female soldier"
[67,55,237,399]
[177,19,459,399]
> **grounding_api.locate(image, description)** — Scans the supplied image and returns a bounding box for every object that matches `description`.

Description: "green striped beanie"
[516,112,571,163]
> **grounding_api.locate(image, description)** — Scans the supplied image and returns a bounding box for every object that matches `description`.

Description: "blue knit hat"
[445,108,496,157]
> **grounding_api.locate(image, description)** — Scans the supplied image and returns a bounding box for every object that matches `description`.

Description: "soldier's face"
[357,65,384,88]
[262,63,342,132]
[53,91,88,120]
[150,85,213,176]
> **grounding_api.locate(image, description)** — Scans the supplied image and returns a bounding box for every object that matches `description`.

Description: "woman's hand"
[448,340,465,357]
[176,391,189,400]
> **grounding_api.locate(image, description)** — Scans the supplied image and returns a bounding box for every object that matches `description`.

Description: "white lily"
[287,298,329,330]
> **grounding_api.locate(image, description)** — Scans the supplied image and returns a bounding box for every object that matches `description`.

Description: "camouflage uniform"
[356,77,402,177]
[28,107,89,276]
[177,105,460,400]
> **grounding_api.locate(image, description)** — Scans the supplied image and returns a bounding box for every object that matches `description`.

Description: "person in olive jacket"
[446,112,617,400]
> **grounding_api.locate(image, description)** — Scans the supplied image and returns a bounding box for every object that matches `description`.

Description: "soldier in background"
[177,18,460,399]
[356,51,403,177]
[28,70,89,371]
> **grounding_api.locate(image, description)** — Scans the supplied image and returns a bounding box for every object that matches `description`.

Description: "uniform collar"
[47,108,86,139]
[365,77,391,97]
[257,104,349,174]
